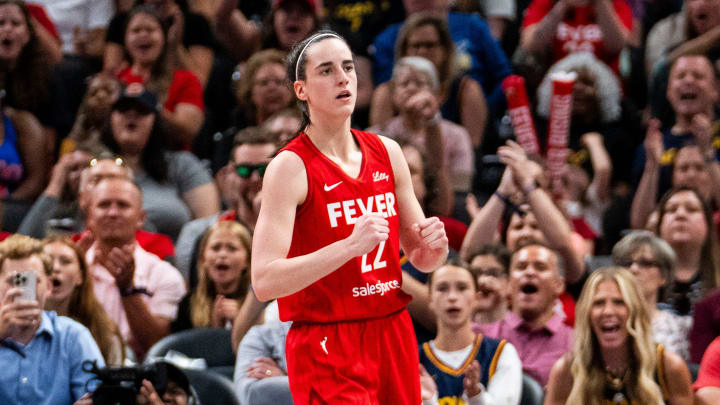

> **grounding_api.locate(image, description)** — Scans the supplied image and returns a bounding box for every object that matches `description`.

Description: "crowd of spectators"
[2,0,720,403]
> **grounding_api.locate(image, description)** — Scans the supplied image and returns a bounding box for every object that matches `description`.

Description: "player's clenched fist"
[414,217,448,251]
[346,213,389,257]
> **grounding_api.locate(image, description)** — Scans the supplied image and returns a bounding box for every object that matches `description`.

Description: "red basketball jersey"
[277,130,411,323]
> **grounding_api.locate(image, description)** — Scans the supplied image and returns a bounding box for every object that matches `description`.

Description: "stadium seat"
[145,328,235,380]
[520,373,544,405]
[184,368,241,405]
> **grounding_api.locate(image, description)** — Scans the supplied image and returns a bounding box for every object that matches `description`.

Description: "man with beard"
[419,263,522,404]
[477,242,572,386]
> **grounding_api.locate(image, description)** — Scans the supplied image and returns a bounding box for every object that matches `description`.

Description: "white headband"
[295,33,341,81]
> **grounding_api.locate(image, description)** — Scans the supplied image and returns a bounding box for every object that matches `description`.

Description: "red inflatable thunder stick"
[546,71,576,193]
[502,75,539,155]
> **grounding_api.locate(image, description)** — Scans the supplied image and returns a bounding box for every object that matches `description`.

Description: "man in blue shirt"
[0,234,104,405]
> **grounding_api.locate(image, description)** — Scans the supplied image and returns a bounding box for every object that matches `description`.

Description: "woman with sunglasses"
[101,83,220,242]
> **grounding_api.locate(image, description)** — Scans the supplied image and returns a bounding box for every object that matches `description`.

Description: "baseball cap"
[113,83,158,114]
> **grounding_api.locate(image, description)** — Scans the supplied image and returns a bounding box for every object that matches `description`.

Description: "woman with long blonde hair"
[42,237,125,365]
[544,267,693,405]
[173,220,252,330]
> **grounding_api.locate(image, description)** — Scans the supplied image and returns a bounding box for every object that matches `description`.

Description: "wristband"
[494,191,526,217]
[120,286,139,297]
[522,180,540,195]
[494,191,512,206]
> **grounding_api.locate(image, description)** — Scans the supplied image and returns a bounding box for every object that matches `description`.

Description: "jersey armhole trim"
[489,339,507,379]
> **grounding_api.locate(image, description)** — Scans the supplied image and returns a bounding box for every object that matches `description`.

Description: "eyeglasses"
[235,163,268,179]
[619,258,659,269]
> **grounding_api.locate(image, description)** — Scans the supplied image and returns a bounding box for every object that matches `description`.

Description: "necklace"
[605,365,628,392]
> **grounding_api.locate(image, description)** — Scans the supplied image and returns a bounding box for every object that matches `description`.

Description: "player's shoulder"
[375,134,402,156]
[264,150,309,205]
[268,149,307,176]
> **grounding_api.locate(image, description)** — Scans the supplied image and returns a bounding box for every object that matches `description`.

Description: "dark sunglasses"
[235,163,268,179]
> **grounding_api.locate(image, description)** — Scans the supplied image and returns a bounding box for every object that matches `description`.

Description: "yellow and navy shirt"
[419,335,506,404]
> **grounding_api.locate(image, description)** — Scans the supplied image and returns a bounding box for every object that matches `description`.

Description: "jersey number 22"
[361,241,387,273]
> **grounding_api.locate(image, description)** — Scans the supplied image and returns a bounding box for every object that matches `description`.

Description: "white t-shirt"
[33,0,115,54]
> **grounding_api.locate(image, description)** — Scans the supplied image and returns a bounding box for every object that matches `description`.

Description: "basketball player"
[251,31,449,404]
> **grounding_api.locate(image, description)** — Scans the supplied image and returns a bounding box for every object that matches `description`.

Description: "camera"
[83,360,169,405]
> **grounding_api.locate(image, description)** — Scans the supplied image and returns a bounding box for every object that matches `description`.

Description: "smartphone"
[12,271,36,302]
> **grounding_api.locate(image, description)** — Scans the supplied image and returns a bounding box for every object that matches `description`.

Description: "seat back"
[145,328,235,369]
[520,373,544,405]
[183,368,240,405]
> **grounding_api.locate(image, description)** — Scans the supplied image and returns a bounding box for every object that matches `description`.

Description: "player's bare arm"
[251,150,391,301]
[381,136,448,272]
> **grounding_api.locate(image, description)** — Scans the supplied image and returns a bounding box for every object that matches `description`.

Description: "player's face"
[590,280,630,351]
[294,38,357,121]
[430,265,477,328]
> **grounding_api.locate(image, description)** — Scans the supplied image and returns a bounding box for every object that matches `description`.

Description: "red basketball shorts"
[285,309,421,404]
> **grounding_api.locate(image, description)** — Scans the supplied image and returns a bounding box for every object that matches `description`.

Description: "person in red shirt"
[116,5,204,149]
[695,336,720,404]
[521,0,633,74]
[251,31,449,403]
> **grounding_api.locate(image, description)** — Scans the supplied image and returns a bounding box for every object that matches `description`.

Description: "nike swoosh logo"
[324,181,342,192]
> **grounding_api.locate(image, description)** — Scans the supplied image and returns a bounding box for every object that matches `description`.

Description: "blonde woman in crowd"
[173,220,253,331]
[545,267,693,405]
